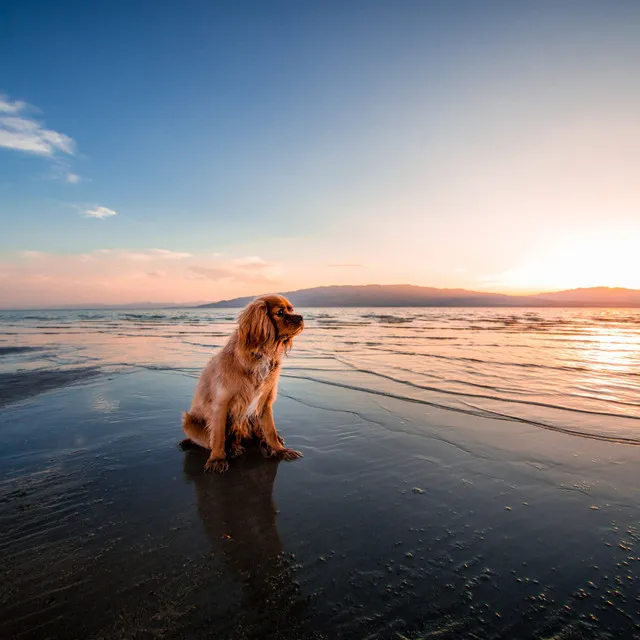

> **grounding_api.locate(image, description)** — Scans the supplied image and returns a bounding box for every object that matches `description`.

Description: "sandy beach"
[1,309,640,639]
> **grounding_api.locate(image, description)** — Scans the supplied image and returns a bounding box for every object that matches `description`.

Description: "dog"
[181,294,304,473]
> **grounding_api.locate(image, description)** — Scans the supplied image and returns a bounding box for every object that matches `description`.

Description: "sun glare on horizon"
[479,229,640,294]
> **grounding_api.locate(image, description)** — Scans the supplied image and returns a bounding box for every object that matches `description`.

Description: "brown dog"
[181,294,304,473]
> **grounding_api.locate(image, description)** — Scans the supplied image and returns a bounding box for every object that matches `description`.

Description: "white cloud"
[189,255,281,285]
[20,250,47,259]
[232,256,276,270]
[115,249,191,262]
[0,93,80,181]
[86,248,190,261]
[83,206,117,219]
[0,96,27,114]
[149,249,191,259]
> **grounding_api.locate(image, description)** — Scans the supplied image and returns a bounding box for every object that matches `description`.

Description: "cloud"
[327,263,364,268]
[189,256,280,285]
[14,248,191,263]
[92,248,190,262]
[20,250,47,260]
[119,249,190,262]
[232,256,277,270]
[0,93,80,182]
[149,249,191,260]
[0,99,75,156]
[0,249,286,307]
[0,96,27,114]
[83,206,117,219]
[0,94,80,184]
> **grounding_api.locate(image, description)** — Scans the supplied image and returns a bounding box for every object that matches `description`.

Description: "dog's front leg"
[258,404,302,461]
[205,395,230,474]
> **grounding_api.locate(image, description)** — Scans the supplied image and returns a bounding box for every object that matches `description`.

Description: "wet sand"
[1,368,640,639]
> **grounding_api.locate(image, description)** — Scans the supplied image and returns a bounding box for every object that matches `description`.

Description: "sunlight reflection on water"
[1,306,639,442]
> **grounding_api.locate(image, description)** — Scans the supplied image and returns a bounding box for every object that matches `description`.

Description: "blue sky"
[2,1,640,306]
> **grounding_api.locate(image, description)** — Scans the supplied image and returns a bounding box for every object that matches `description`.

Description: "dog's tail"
[180,411,209,449]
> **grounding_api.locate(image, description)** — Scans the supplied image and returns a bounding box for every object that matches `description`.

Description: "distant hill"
[533,287,640,306]
[196,285,640,308]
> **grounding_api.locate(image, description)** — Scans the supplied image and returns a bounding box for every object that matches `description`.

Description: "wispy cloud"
[327,263,364,268]
[93,248,191,261]
[20,250,47,260]
[0,249,288,307]
[16,249,191,263]
[0,96,75,156]
[0,96,27,114]
[189,255,280,285]
[83,206,117,219]
[232,256,277,270]
[150,249,191,260]
[0,93,80,182]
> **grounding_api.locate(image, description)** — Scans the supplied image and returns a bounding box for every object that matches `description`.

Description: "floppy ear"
[237,300,276,351]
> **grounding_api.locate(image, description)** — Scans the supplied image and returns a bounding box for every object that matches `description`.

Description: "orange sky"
[2,3,640,307]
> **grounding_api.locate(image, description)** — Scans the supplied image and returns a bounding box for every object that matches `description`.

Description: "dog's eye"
[276,309,284,317]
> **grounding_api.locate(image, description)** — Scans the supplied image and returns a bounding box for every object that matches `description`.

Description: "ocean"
[2,306,639,441]
[2,306,639,639]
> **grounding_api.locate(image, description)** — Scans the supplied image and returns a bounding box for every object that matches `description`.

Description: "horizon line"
[1,283,639,311]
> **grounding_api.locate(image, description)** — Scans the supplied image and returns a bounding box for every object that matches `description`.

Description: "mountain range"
[197,285,640,308]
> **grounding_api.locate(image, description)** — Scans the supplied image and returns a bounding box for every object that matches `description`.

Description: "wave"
[122,313,169,321]
[367,346,604,375]
[280,372,640,445]
[331,355,640,422]
[20,315,58,321]
[316,318,371,326]
[0,346,45,356]
[361,313,414,323]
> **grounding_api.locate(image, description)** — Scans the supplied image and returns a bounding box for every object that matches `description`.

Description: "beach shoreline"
[2,366,639,639]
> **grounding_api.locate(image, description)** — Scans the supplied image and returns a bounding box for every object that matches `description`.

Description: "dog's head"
[237,295,304,353]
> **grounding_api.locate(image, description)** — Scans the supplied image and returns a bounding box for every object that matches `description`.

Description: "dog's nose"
[293,314,303,325]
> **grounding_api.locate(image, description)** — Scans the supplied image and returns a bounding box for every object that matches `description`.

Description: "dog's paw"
[205,458,229,474]
[229,443,245,459]
[259,441,273,458]
[275,448,303,461]
[277,433,286,446]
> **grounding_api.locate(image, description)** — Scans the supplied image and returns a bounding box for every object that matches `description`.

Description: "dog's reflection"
[183,446,311,635]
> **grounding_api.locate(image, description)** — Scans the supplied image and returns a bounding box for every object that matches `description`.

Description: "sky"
[1,0,640,307]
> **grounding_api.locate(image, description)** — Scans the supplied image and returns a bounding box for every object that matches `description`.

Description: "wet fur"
[181,295,303,473]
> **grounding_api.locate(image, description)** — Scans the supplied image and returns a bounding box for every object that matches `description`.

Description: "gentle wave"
[281,372,640,445]
[1,306,639,442]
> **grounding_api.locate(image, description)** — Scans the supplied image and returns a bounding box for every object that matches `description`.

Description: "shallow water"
[1,307,639,441]
[1,307,640,639]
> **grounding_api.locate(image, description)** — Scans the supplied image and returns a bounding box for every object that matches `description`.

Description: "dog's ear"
[237,299,276,351]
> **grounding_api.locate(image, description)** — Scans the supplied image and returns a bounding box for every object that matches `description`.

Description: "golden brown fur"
[181,294,304,473]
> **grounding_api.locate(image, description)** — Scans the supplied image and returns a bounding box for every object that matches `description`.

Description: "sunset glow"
[479,229,640,293]
[2,2,640,307]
